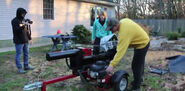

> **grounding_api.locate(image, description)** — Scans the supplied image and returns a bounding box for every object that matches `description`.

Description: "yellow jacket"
[110,18,150,67]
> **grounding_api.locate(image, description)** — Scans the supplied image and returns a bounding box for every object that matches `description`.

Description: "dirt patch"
[144,50,185,90]
[146,50,185,67]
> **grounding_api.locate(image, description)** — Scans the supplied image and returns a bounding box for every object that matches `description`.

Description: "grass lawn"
[0,45,184,91]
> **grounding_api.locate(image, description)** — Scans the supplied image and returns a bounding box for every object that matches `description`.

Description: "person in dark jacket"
[11,8,34,74]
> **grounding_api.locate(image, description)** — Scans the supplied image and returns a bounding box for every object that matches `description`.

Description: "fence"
[134,19,185,34]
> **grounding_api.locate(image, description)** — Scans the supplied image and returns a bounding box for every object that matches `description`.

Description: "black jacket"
[11,8,31,44]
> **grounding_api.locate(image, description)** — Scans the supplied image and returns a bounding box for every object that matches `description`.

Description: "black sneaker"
[130,81,140,91]
[24,65,34,70]
[18,69,26,74]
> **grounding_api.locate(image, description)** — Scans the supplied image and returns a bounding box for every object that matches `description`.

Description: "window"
[43,0,54,20]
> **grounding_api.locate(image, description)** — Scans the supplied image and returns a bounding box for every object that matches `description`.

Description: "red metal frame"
[39,71,113,91]
[96,74,112,90]
[104,74,112,84]
[41,74,77,91]
[40,71,89,91]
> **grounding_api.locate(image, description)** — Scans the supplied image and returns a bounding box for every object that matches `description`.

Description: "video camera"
[25,19,33,24]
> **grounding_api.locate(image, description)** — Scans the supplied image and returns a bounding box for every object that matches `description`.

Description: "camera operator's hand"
[19,23,26,30]
[29,40,33,45]
[106,66,113,73]
[19,23,25,27]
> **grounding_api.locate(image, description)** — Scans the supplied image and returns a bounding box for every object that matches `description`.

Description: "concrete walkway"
[0,43,51,53]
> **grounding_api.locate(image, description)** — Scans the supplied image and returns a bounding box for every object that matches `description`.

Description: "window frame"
[43,0,54,20]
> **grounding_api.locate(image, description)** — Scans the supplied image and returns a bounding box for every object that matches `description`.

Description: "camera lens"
[25,19,33,24]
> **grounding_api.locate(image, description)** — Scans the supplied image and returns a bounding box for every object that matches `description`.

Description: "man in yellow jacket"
[105,18,150,91]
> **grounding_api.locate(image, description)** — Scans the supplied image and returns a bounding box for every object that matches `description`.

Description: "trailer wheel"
[114,75,128,91]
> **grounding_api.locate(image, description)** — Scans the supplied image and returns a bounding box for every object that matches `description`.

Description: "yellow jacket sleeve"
[109,34,130,67]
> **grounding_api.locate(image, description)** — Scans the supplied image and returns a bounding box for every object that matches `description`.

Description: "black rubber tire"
[114,75,128,91]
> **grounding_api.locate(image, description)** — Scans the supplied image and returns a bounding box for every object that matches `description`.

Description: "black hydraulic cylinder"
[46,49,81,61]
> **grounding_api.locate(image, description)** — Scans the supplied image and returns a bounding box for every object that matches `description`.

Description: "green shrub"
[181,31,185,37]
[165,32,181,40]
[71,25,91,44]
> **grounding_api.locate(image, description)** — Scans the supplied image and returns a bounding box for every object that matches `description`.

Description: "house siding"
[0,0,115,40]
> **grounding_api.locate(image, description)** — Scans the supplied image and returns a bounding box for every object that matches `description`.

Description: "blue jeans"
[15,43,29,69]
